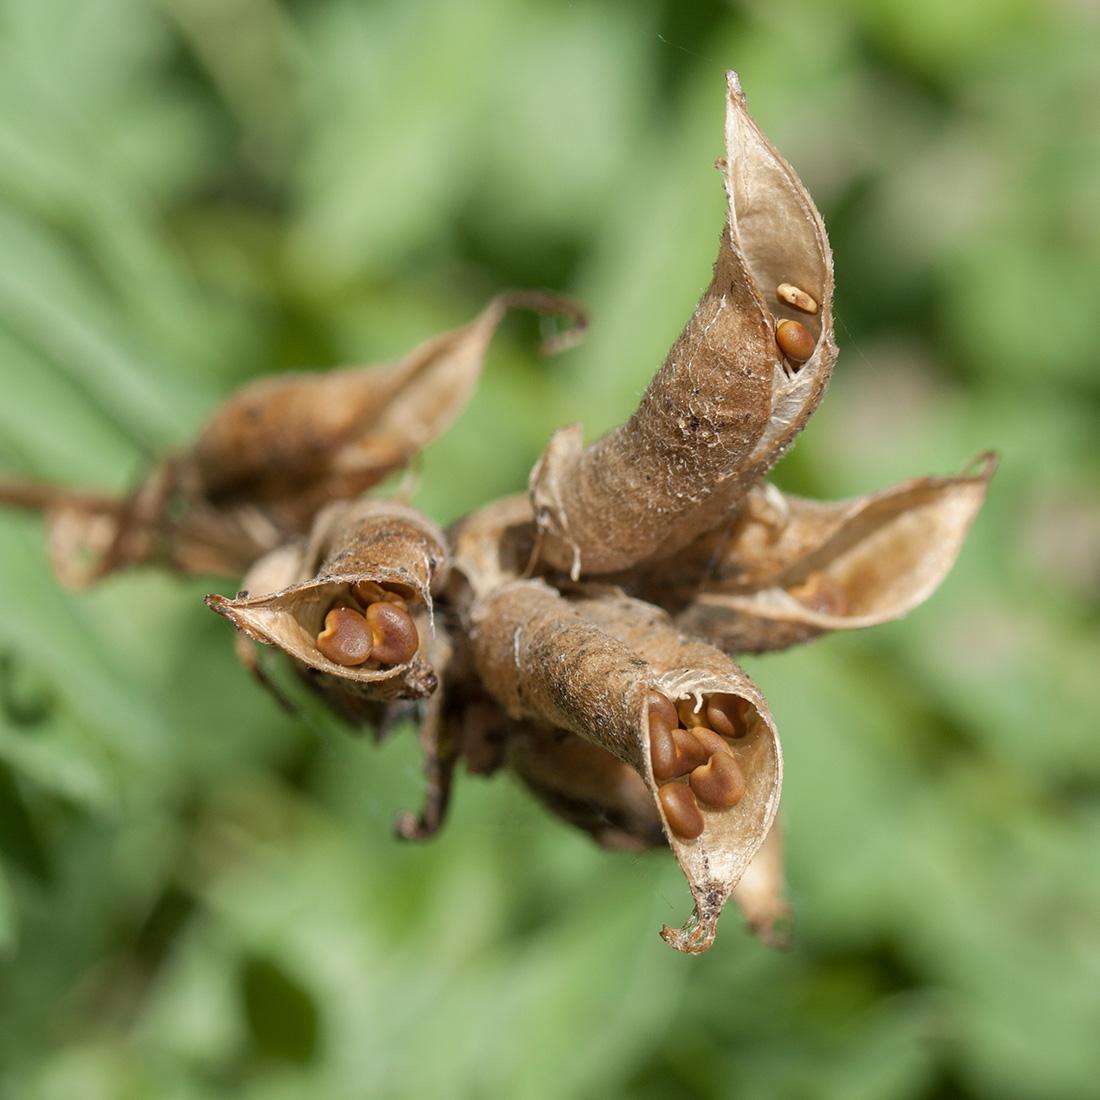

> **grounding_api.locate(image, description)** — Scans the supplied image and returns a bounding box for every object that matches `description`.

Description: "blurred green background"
[2,0,1099,1097]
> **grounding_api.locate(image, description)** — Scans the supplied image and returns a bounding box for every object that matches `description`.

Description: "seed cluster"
[774,282,818,370]
[316,581,420,668]
[648,690,749,839]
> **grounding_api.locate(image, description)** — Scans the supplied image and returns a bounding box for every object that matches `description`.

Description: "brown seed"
[776,282,819,314]
[689,751,746,808]
[647,690,679,732]
[364,600,419,665]
[649,719,679,782]
[316,607,373,666]
[706,693,749,739]
[691,728,736,759]
[658,783,705,840]
[776,319,816,364]
[651,725,710,782]
[352,580,409,611]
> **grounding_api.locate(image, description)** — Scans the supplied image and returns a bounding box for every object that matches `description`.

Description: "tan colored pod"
[470,580,781,954]
[206,499,448,704]
[529,71,836,578]
[637,454,998,654]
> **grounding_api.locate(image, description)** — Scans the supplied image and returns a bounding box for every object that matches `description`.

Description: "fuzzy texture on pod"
[529,71,835,578]
[469,580,781,954]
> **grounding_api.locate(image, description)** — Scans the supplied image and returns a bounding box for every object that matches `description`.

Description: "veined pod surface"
[206,499,448,704]
[529,71,835,578]
[470,579,781,953]
[637,454,997,654]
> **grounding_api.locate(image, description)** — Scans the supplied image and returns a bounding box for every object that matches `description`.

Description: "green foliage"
[2,0,1099,1096]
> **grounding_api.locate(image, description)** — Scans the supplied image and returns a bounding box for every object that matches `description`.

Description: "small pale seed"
[316,607,373,666]
[658,783,705,839]
[776,319,816,365]
[365,601,419,665]
[776,282,819,314]
[689,752,746,808]
[706,694,749,739]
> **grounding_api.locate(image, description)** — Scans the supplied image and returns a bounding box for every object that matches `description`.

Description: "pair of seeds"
[315,581,419,668]
[774,282,817,369]
[648,691,749,840]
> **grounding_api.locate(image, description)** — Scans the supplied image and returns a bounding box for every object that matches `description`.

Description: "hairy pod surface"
[470,580,781,953]
[529,72,836,578]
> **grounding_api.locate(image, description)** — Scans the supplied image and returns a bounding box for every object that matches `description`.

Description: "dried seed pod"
[206,499,448,706]
[470,579,781,953]
[446,492,539,600]
[641,454,998,654]
[1,292,584,588]
[529,71,835,578]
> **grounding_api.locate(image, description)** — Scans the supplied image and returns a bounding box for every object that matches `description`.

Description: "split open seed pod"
[470,579,781,953]
[640,454,997,654]
[2,291,583,587]
[529,70,835,578]
[206,499,448,707]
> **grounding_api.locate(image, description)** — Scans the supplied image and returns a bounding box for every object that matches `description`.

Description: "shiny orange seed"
[658,783,705,840]
[706,693,749,739]
[776,282,819,314]
[316,607,373,666]
[364,601,419,665]
[776,318,816,364]
[689,751,746,808]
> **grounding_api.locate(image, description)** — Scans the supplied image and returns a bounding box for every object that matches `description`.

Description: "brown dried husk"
[206,499,449,705]
[529,71,835,578]
[470,578,781,953]
[3,291,580,587]
[507,725,666,851]
[639,454,997,654]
